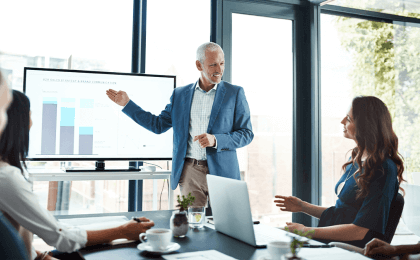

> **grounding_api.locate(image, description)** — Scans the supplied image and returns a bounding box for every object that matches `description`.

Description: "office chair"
[401,183,420,238]
[332,192,404,252]
[0,212,30,260]
[383,192,405,244]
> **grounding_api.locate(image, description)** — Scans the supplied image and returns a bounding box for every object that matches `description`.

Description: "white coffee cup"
[267,241,290,260]
[139,228,172,251]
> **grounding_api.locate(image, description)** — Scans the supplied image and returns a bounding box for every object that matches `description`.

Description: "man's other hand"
[193,133,216,148]
[106,89,130,106]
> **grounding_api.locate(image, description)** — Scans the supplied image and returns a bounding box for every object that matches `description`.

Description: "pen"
[133,217,142,223]
[302,244,333,248]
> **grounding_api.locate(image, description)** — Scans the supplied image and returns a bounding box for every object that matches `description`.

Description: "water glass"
[188,206,205,229]
[267,241,290,260]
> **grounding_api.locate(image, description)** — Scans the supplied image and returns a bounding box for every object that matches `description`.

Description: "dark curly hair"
[341,96,405,199]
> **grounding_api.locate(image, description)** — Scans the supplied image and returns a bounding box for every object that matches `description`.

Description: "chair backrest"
[401,183,420,237]
[383,192,404,244]
[412,173,420,186]
[0,212,29,260]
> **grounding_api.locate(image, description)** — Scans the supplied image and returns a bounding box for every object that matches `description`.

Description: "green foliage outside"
[333,0,420,174]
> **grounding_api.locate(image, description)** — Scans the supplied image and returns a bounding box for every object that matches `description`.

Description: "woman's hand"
[364,238,398,258]
[274,195,303,213]
[120,217,155,240]
[285,222,308,233]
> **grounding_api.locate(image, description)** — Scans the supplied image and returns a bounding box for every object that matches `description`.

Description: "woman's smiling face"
[341,107,356,141]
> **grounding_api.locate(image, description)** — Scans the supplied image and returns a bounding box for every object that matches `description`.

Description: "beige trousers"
[178,160,209,207]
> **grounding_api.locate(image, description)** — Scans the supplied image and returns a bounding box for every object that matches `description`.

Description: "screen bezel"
[23,67,176,161]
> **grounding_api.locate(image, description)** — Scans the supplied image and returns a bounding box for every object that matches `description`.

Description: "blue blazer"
[123,80,254,190]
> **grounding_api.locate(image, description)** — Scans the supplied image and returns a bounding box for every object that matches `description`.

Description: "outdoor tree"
[332,0,420,174]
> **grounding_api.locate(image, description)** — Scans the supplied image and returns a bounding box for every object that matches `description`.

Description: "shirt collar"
[195,79,218,92]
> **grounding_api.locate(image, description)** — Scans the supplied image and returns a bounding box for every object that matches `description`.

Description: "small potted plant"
[169,193,195,237]
[283,227,314,260]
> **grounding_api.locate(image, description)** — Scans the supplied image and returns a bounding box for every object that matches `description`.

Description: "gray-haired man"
[107,42,254,206]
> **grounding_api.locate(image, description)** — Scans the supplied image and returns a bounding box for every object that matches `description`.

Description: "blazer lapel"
[183,83,195,130]
[207,81,226,132]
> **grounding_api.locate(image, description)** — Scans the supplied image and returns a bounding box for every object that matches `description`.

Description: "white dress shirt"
[0,162,87,259]
[185,80,218,160]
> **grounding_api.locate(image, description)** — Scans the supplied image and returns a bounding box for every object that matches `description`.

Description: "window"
[329,0,420,19]
[0,0,133,92]
[321,13,420,208]
[146,0,211,87]
[0,0,133,215]
[232,13,293,227]
[144,0,210,209]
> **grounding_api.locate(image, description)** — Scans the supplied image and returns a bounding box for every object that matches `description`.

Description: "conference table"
[56,210,372,260]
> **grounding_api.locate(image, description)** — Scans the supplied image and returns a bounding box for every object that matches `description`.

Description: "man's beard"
[204,72,221,84]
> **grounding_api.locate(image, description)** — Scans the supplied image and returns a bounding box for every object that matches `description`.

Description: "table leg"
[168,178,174,210]
[153,179,158,210]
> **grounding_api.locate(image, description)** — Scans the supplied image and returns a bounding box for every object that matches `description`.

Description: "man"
[106,42,253,206]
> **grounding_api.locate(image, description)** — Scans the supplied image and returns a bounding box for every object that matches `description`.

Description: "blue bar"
[79,127,93,135]
[80,99,94,108]
[60,108,75,126]
[43,97,57,104]
[61,98,76,103]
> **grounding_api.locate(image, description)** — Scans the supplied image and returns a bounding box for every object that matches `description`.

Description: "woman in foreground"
[0,90,154,260]
[275,96,405,248]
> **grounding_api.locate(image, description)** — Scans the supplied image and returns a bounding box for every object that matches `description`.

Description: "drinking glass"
[188,206,205,229]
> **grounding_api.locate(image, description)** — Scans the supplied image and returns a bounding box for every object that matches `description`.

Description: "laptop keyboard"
[254,226,285,245]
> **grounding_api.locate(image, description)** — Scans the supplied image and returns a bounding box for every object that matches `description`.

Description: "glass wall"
[0,0,133,215]
[232,13,293,227]
[144,0,210,210]
[4,0,419,220]
[321,13,420,207]
[0,0,133,92]
[146,0,211,87]
[329,0,420,19]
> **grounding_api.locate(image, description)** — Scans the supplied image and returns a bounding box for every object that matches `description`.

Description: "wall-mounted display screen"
[24,67,175,161]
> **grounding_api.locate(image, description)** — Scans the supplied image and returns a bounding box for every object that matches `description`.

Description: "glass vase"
[170,210,189,237]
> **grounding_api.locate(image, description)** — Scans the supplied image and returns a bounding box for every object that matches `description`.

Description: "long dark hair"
[342,96,405,199]
[0,90,31,174]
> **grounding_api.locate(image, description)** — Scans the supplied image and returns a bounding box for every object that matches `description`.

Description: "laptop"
[207,175,296,248]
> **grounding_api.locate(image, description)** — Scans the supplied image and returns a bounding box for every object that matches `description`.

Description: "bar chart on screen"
[41,97,99,156]
[25,68,174,160]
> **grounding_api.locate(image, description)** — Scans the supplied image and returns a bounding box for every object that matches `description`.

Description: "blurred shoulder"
[0,162,27,184]
[0,162,20,175]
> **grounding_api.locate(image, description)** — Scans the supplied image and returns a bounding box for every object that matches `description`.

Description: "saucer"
[258,256,288,260]
[137,242,180,254]
[259,256,303,260]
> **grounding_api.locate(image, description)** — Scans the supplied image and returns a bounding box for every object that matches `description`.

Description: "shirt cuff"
[212,136,217,149]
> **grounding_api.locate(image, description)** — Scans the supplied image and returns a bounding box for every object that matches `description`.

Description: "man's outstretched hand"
[106,89,130,107]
